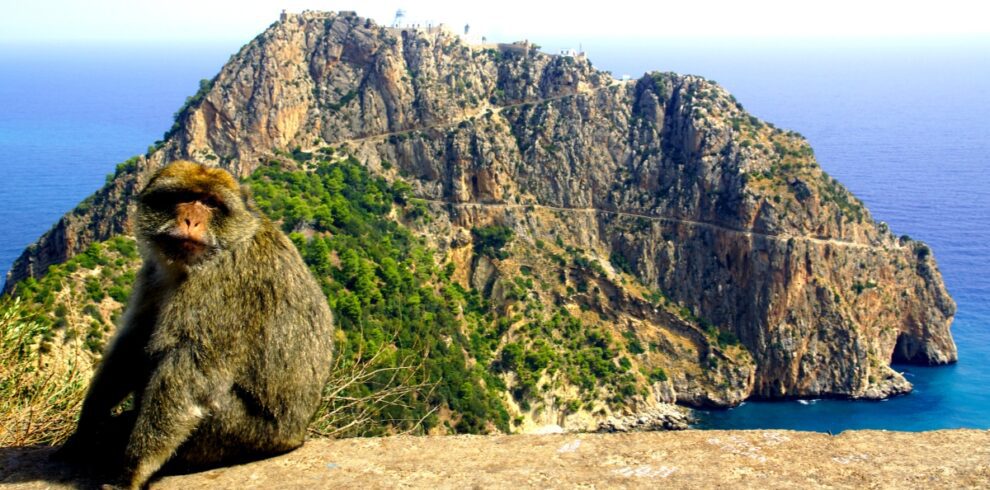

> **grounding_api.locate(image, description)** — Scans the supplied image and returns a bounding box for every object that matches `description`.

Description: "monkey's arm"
[55,316,153,461]
[72,266,159,434]
[124,349,230,489]
[78,320,154,426]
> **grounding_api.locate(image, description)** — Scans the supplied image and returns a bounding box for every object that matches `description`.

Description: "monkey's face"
[136,161,258,267]
[142,191,221,262]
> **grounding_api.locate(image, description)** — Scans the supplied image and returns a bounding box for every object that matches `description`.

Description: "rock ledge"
[2,430,987,488]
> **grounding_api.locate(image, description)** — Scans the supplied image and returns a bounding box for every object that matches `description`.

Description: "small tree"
[472,225,514,260]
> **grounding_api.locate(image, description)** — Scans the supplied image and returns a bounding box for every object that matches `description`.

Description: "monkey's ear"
[240,184,259,212]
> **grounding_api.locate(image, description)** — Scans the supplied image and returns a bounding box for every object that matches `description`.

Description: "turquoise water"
[1,39,988,432]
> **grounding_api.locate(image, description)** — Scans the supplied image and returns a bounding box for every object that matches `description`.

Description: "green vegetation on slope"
[489,309,640,414]
[14,236,140,355]
[247,156,510,435]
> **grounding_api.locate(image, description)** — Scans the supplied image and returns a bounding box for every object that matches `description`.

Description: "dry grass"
[0,297,86,447]
[310,342,436,438]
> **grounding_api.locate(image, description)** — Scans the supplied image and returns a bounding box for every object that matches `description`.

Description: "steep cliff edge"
[4,11,955,422]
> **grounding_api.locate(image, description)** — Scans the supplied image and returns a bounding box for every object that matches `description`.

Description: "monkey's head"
[136,160,258,267]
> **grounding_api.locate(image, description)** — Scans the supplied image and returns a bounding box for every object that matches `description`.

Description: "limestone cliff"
[4,11,955,418]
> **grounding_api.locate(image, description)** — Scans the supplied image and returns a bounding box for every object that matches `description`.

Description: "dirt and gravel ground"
[2,429,988,489]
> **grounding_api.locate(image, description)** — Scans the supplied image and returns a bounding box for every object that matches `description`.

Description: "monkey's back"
[234,220,334,433]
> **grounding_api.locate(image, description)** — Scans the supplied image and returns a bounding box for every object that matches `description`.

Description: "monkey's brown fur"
[56,161,334,489]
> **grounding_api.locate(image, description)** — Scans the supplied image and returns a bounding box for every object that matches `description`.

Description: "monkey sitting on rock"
[55,160,334,489]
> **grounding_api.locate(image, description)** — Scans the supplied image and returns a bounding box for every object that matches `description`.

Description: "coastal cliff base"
[2,430,987,488]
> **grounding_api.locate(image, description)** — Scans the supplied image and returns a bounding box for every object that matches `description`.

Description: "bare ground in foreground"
[2,429,988,489]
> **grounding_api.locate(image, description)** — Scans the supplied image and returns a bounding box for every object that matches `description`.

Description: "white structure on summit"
[461,23,484,45]
[391,9,406,28]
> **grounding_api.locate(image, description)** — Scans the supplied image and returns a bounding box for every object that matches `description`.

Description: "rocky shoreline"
[597,404,694,432]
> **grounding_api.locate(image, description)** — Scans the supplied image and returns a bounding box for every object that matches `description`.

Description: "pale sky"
[2,0,988,43]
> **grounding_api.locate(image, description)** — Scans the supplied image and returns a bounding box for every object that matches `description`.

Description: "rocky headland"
[3,10,957,432]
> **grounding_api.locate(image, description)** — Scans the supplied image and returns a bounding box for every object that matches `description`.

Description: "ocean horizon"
[1,37,987,432]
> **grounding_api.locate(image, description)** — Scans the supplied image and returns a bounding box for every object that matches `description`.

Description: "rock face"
[597,404,693,432]
[5,11,956,408]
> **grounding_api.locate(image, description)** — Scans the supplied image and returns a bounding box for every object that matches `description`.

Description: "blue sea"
[1,38,988,432]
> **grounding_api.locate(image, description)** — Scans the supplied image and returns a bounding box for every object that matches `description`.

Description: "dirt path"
[3,430,987,489]
[425,200,890,251]
[312,82,891,253]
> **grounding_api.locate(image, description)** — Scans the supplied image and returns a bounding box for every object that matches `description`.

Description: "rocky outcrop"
[5,11,956,408]
[597,404,693,432]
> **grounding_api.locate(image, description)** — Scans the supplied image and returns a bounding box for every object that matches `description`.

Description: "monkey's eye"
[142,190,226,213]
[200,195,223,209]
[198,195,229,214]
[142,191,190,211]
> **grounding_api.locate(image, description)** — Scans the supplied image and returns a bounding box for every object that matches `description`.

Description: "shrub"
[647,367,668,383]
[472,225,514,260]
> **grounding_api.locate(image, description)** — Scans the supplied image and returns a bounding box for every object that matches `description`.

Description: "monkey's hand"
[50,431,87,463]
[53,412,136,471]
[123,351,222,489]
